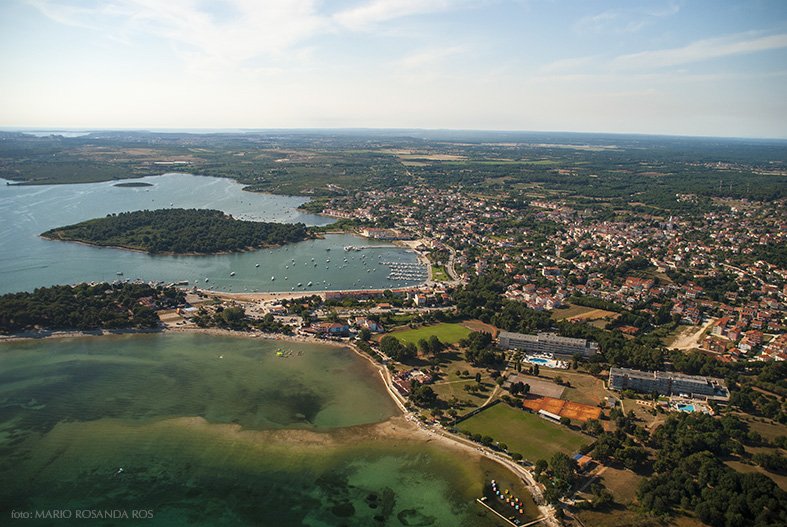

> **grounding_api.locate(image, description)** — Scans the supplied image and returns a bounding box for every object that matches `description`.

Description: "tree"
[581,419,603,436]
[509,381,526,395]
[418,338,430,355]
[358,327,372,341]
[560,416,572,427]
[411,384,438,407]
[380,335,415,361]
[475,372,482,383]
[533,364,540,376]
[428,335,443,354]
[549,452,579,491]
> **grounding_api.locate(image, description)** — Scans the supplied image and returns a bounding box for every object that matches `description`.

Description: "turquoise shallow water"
[0,174,425,294]
[0,334,524,526]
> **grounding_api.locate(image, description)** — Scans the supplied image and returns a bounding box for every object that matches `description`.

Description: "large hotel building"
[497,331,599,358]
[609,367,729,400]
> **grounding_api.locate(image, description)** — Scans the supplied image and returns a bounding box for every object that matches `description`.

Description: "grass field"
[539,369,608,407]
[387,323,471,346]
[430,358,491,407]
[431,265,450,281]
[457,403,589,461]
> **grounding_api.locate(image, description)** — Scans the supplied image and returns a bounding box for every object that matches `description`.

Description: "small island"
[42,208,311,254]
[114,182,153,188]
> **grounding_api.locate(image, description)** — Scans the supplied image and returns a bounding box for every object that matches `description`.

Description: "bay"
[0,334,529,526]
[0,174,426,294]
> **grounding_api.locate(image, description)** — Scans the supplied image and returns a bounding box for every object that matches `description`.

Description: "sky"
[1,0,786,138]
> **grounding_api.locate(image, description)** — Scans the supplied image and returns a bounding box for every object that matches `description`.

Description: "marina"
[0,174,427,294]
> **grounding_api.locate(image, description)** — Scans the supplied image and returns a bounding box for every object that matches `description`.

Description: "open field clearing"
[386,322,471,346]
[457,403,588,461]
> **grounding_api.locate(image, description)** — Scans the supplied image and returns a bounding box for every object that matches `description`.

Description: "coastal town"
[3,0,787,525]
[2,131,785,526]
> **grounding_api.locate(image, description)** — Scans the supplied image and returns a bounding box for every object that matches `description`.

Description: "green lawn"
[431,265,450,282]
[388,323,471,346]
[457,403,589,462]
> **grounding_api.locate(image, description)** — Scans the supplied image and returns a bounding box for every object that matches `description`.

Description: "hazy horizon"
[4,126,787,142]
[2,1,787,138]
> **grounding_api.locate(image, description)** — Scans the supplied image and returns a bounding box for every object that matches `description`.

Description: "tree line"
[0,282,184,333]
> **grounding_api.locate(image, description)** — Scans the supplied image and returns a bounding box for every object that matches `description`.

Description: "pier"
[475,498,546,527]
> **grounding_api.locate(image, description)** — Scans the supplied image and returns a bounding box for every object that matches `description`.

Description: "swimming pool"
[677,404,695,412]
[528,358,549,365]
[521,356,568,369]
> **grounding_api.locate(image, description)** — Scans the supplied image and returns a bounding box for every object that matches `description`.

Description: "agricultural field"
[457,403,589,461]
[386,322,471,346]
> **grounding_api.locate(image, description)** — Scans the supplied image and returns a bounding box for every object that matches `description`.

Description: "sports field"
[522,396,601,422]
[457,403,589,461]
[387,322,471,345]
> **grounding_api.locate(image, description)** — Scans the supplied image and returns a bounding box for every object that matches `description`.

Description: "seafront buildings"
[498,331,599,358]
[317,182,785,365]
[608,367,730,400]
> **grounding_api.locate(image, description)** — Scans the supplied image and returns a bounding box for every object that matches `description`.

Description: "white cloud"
[574,1,680,34]
[332,0,460,31]
[27,0,477,71]
[28,0,328,66]
[613,31,787,70]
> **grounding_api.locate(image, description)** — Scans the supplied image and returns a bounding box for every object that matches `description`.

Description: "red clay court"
[522,395,601,422]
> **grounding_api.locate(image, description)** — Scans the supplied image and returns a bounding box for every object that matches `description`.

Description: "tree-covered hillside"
[42,208,311,254]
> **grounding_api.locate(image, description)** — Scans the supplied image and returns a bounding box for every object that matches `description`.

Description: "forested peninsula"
[0,283,185,333]
[41,208,311,254]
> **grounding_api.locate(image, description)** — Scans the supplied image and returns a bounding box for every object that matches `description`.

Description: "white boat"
[230,272,236,276]
[256,263,260,267]
[307,281,312,286]
[271,276,275,281]
[205,278,209,282]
